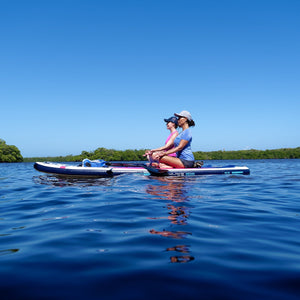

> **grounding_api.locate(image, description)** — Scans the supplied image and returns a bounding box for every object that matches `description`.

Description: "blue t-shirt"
[174,128,194,161]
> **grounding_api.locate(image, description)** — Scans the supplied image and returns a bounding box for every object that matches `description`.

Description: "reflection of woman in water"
[146,176,195,263]
[149,229,191,239]
[145,177,189,202]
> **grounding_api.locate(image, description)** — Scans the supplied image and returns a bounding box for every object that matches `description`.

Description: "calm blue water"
[1,160,300,300]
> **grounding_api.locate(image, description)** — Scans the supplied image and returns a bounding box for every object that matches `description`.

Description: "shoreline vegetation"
[23,147,300,163]
[1,139,299,163]
[0,139,23,163]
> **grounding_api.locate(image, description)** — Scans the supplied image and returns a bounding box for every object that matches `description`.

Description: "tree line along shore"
[23,147,300,163]
[1,139,299,163]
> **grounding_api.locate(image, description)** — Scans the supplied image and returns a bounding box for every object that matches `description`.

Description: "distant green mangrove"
[0,139,23,162]
[193,147,300,160]
[23,146,300,162]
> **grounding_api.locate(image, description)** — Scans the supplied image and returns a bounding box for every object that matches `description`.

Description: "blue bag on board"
[82,159,107,167]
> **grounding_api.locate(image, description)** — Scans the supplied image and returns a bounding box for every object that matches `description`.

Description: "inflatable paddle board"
[34,161,250,177]
[144,164,250,176]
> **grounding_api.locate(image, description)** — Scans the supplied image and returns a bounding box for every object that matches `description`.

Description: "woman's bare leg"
[160,156,185,168]
[158,162,174,169]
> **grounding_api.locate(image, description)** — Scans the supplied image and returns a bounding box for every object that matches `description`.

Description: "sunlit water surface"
[1,160,300,300]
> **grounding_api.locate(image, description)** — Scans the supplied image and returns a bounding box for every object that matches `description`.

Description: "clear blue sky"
[1,0,299,157]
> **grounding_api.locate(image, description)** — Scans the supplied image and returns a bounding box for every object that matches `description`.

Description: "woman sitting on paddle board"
[144,116,179,163]
[155,110,195,168]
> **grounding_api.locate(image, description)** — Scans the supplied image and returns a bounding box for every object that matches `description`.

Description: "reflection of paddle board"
[34,161,250,177]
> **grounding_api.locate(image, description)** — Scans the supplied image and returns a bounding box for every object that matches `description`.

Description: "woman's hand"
[153,151,165,160]
[143,150,153,157]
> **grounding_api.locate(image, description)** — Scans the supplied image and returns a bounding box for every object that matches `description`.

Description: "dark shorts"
[180,159,194,168]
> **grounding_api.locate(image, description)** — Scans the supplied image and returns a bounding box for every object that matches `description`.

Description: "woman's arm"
[158,139,189,158]
[148,132,178,153]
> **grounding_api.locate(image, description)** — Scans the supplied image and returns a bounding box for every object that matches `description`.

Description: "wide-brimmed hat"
[174,110,192,121]
[164,116,178,125]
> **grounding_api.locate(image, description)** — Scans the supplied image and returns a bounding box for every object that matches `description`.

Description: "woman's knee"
[161,157,184,168]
